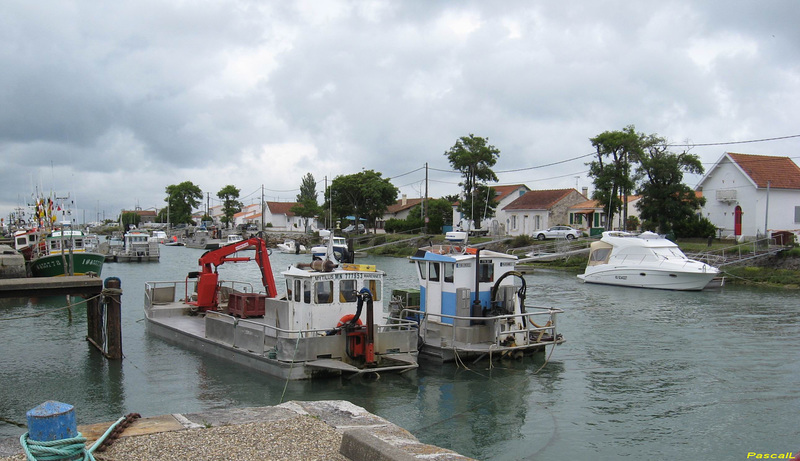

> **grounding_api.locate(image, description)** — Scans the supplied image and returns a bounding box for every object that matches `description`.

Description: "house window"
[511,215,517,230]
[795,206,800,223]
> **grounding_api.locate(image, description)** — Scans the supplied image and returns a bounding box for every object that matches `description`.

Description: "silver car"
[534,226,582,240]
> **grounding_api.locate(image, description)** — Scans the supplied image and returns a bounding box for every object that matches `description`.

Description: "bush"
[510,235,535,248]
[672,216,717,239]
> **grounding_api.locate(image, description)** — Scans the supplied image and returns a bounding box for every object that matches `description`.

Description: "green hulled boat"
[29,230,105,277]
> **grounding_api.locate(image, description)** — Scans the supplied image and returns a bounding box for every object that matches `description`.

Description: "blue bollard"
[26,401,77,442]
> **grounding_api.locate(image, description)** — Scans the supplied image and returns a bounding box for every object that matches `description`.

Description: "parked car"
[533,226,582,240]
[342,224,366,234]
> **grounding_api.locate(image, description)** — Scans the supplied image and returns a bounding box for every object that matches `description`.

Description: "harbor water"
[1,244,798,459]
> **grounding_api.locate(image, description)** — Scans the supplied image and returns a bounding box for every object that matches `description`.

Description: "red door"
[734,206,743,236]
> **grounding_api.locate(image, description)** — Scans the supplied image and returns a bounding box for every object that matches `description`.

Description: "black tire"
[537,234,546,240]
[566,234,575,240]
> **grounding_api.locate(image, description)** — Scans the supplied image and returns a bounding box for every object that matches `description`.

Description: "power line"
[669,134,800,147]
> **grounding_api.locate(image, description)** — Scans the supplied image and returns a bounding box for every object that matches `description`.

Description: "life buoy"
[337,314,363,327]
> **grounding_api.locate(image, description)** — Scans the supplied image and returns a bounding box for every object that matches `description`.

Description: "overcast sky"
[3,1,800,225]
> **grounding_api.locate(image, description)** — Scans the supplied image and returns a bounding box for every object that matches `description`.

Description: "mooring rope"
[19,413,139,461]
[0,293,104,321]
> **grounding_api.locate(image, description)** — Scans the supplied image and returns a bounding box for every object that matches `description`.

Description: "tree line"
[150,128,713,238]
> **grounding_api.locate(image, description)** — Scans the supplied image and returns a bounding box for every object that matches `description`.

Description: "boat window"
[16,237,26,246]
[443,263,454,283]
[590,248,611,262]
[367,279,381,301]
[294,280,301,302]
[303,280,312,304]
[478,262,494,283]
[429,262,440,282]
[339,280,357,303]
[417,261,427,280]
[315,281,333,304]
[286,280,292,300]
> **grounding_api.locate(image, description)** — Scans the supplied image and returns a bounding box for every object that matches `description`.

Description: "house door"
[734,206,743,236]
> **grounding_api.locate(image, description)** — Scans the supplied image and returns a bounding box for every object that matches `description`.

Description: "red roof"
[267,201,299,216]
[386,197,423,214]
[492,184,529,202]
[728,153,800,189]
[503,189,576,211]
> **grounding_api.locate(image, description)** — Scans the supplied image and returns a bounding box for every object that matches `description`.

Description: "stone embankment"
[0,400,473,461]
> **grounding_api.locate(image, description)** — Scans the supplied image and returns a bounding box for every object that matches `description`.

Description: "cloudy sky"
[2,1,799,225]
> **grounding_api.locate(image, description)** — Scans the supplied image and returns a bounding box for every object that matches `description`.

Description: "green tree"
[588,125,641,229]
[216,185,243,229]
[165,181,203,225]
[290,173,320,233]
[120,211,141,230]
[634,135,706,235]
[327,170,398,233]
[444,134,500,229]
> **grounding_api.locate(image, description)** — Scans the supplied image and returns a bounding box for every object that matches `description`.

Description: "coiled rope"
[19,413,140,461]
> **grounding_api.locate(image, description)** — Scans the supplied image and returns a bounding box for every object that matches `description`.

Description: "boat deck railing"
[397,306,562,349]
[145,280,419,342]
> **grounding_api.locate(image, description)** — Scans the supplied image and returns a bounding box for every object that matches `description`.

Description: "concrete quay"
[0,400,473,461]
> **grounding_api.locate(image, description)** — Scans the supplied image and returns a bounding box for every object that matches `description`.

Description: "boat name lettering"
[615,275,627,280]
[456,263,472,268]
[499,262,515,267]
[314,273,380,281]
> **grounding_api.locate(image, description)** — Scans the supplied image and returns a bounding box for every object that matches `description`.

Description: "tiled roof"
[503,189,575,211]
[267,201,299,216]
[492,184,529,202]
[386,197,423,214]
[727,153,800,189]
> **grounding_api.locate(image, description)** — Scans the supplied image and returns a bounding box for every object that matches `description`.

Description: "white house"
[451,184,530,235]
[696,152,800,239]
[502,188,587,237]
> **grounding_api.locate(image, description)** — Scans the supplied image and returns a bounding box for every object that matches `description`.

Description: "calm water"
[1,245,798,459]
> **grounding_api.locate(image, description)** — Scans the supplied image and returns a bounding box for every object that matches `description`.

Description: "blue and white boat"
[390,232,564,362]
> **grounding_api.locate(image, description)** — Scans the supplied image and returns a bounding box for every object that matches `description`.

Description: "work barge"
[144,237,419,380]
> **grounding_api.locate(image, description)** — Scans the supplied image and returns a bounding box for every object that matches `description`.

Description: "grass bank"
[357,233,800,288]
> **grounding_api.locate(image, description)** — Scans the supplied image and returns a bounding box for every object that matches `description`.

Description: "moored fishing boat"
[29,229,105,277]
[389,232,564,362]
[577,231,721,290]
[144,237,418,380]
[112,229,160,262]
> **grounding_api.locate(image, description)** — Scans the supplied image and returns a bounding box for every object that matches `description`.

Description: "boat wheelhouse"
[391,232,564,362]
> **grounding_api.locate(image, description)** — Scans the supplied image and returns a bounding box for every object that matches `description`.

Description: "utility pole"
[423,163,428,234]
[764,180,770,237]
[261,185,265,232]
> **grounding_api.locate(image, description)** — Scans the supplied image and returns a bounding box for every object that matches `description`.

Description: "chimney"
[401,194,407,206]
[582,187,589,197]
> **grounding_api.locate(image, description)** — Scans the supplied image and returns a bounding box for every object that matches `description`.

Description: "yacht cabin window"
[417,261,427,280]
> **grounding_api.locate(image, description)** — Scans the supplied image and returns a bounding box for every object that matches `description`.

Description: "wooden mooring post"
[0,275,122,360]
[86,277,123,360]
